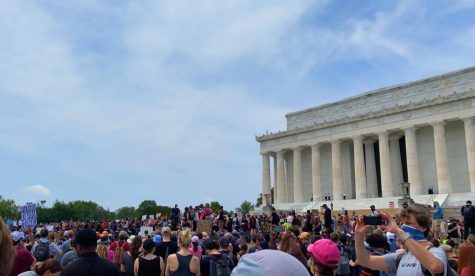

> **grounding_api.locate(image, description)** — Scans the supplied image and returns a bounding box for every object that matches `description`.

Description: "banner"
[21,203,37,228]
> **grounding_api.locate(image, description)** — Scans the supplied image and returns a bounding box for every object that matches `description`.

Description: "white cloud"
[24,185,51,197]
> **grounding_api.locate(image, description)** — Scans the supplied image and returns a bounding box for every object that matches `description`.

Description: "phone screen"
[363,216,383,225]
[274,226,283,233]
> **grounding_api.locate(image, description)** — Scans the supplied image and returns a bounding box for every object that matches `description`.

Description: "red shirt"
[8,249,35,276]
[109,240,130,252]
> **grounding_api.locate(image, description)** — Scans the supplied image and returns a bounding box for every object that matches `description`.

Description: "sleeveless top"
[170,253,195,276]
[138,255,161,276]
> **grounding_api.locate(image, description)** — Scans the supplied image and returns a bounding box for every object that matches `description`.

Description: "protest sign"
[196,220,212,234]
[139,226,154,236]
[20,203,37,228]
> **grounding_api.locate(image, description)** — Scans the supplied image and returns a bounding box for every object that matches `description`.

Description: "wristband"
[399,232,412,245]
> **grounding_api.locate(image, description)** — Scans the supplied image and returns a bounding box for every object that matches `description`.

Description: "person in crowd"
[110,231,130,267]
[307,239,340,276]
[270,208,281,233]
[458,242,475,276]
[440,244,458,272]
[357,234,388,276]
[60,229,121,276]
[134,238,164,276]
[355,205,447,275]
[60,238,78,267]
[236,242,248,262]
[219,237,235,268]
[8,231,35,276]
[447,218,461,246]
[461,200,475,241]
[32,228,61,261]
[278,231,308,268]
[189,236,202,260]
[432,201,444,240]
[231,249,308,276]
[154,227,179,267]
[321,204,333,232]
[18,259,62,276]
[96,231,115,262]
[122,236,142,276]
[165,230,200,276]
[61,230,74,256]
[369,205,378,217]
[200,239,233,276]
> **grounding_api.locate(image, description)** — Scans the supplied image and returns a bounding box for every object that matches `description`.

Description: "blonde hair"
[178,230,192,248]
[0,219,15,275]
[97,243,108,259]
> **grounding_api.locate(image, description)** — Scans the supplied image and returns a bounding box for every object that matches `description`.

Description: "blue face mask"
[401,224,426,241]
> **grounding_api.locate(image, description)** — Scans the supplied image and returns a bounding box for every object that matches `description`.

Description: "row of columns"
[261,118,475,205]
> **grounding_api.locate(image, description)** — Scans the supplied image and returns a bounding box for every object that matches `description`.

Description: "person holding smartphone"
[355,205,447,275]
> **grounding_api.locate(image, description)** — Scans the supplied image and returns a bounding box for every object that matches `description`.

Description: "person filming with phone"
[355,204,447,275]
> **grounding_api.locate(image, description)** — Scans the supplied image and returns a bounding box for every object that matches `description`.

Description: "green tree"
[116,206,137,220]
[209,201,221,214]
[240,200,254,214]
[137,200,159,217]
[0,196,20,220]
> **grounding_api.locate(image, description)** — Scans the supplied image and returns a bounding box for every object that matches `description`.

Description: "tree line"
[0,196,256,223]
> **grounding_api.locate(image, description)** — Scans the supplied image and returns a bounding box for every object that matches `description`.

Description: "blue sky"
[1,0,475,211]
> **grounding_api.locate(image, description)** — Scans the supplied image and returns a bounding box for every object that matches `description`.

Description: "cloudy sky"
[1,0,475,211]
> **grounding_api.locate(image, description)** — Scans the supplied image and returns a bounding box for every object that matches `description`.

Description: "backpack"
[188,209,195,221]
[113,242,125,267]
[34,240,51,261]
[395,246,457,276]
[209,255,232,276]
[463,206,475,218]
[335,246,351,275]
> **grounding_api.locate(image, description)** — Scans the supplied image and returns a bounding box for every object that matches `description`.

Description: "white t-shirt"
[383,246,447,276]
[286,215,294,224]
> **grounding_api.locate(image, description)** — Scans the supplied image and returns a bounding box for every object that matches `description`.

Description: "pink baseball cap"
[307,239,340,268]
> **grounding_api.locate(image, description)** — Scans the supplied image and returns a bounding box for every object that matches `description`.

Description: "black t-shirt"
[271,212,280,225]
[448,223,460,238]
[60,252,121,276]
[153,241,178,261]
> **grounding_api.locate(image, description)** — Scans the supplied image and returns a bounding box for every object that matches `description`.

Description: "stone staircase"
[271,194,450,213]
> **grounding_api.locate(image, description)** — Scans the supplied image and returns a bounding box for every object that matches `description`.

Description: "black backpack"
[208,254,232,276]
[34,240,51,261]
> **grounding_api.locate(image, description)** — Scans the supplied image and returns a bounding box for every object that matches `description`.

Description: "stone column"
[276,151,286,203]
[332,140,343,200]
[311,144,322,201]
[403,127,422,195]
[293,147,303,203]
[353,136,367,199]
[261,153,272,206]
[273,153,277,204]
[432,122,452,194]
[364,139,378,198]
[464,117,475,192]
[378,132,394,197]
[389,135,404,196]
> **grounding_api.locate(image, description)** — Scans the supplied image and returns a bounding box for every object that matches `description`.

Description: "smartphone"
[274,226,283,233]
[363,216,383,225]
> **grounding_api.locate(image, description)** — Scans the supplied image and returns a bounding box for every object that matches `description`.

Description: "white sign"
[21,203,37,228]
[139,226,154,236]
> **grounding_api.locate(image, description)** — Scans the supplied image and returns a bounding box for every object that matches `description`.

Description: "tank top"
[138,255,161,276]
[170,253,195,276]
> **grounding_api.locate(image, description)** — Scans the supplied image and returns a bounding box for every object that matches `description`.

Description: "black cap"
[370,205,375,209]
[321,204,327,208]
[75,230,97,247]
[467,201,472,205]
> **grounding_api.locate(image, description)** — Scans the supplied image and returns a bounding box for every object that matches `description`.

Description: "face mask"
[401,224,426,241]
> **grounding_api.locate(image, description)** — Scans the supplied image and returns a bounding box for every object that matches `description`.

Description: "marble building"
[256,66,475,209]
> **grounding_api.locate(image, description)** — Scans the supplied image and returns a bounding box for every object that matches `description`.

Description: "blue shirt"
[433,206,443,219]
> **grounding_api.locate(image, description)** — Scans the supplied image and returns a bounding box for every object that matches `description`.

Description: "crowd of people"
[1,200,475,276]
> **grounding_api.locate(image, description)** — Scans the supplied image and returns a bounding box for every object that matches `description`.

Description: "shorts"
[432,219,442,232]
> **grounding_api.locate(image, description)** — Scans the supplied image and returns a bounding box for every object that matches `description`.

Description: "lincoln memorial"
[257,66,475,211]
